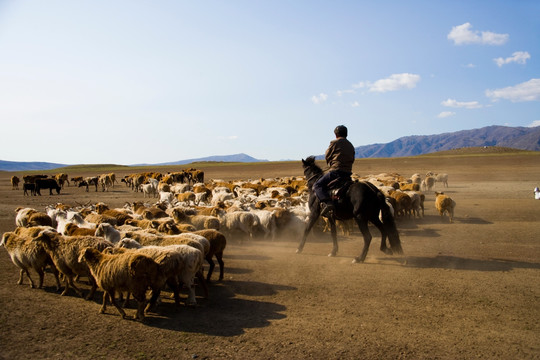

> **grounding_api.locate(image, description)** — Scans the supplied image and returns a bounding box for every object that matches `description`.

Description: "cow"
[35,179,61,195]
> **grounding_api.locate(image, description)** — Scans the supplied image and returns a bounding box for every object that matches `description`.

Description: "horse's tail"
[376,190,404,255]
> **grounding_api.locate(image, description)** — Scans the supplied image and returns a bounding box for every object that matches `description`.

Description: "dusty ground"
[0,152,539,359]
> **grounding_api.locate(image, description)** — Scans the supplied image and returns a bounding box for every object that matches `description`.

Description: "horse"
[296,156,403,263]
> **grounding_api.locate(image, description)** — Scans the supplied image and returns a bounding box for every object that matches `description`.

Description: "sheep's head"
[95,203,109,214]
[78,247,100,264]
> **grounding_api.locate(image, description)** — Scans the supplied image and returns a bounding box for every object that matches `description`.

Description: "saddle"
[328,177,353,202]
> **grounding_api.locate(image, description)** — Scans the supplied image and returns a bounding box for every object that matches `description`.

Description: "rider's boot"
[320,201,335,217]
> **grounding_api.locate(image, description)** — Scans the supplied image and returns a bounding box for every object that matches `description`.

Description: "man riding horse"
[313,125,355,217]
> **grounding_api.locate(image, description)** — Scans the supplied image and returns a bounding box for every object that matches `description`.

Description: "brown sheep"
[1,231,61,290]
[422,176,436,191]
[34,230,113,299]
[95,203,132,225]
[64,223,97,236]
[391,191,413,218]
[399,183,420,191]
[193,229,227,282]
[435,192,456,223]
[79,247,162,321]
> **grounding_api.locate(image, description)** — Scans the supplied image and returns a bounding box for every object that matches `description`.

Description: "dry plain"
[0,150,539,359]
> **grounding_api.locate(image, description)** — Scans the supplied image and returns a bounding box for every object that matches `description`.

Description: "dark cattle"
[23,183,36,196]
[35,179,61,195]
[23,174,48,184]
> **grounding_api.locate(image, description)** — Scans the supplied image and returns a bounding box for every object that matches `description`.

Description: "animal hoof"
[352,257,364,263]
[328,252,336,257]
[296,248,303,254]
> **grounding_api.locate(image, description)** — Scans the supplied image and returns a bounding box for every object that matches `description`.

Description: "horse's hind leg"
[353,218,372,263]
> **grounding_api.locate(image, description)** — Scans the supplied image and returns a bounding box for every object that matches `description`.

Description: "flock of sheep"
[2,168,456,321]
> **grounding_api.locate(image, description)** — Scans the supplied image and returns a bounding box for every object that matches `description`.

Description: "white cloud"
[311,93,328,104]
[351,101,360,107]
[441,98,483,109]
[494,51,531,67]
[352,81,368,89]
[217,135,238,140]
[448,22,508,45]
[486,78,540,102]
[368,73,420,93]
[337,89,355,96]
[437,111,456,118]
[463,63,476,68]
[528,120,540,128]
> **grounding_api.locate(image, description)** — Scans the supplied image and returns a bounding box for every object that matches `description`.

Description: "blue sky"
[0,0,538,165]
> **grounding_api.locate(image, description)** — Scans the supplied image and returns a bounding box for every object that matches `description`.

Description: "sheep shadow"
[399,255,540,272]
[144,280,295,336]
[400,227,441,238]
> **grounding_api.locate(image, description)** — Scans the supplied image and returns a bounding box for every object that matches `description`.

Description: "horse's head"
[301,156,323,185]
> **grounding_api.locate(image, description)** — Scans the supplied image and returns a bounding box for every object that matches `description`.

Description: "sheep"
[34,230,114,299]
[170,208,220,230]
[64,223,97,236]
[130,201,168,219]
[95,203,133,225]
[251,209,277,239]
[122,245,186,309]
[159,191,176,204]
[535,187,540,200]
[15,207,38,227]
[1,231,61,290]
[11,176,20,190]
[95,223,121,244]
[140,183,157,198]
[390,191,413,218]
[220,211,258,240]
[404,191,425,218]
[399,183,420,191]
[435,192,456,223]
[421,176,436,191]
[410,173,422,186]
[435,173,449,188]
[78,247,162,321]
[175,191,196,205]
[113,241,204,306]
[192,229,227,281]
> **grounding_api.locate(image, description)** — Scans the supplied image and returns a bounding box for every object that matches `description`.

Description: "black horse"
[296,156,403,262]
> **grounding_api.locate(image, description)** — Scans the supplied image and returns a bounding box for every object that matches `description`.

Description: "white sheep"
[220,211,258,240]
[95,223,121,244]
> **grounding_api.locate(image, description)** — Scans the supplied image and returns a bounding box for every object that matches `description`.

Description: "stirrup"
[320,203,335,217]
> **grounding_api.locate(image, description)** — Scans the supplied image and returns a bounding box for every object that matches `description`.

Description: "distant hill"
[137,153,268,166]
[2,126,539,171]
[0,160,69,172]
[349,125,540,158]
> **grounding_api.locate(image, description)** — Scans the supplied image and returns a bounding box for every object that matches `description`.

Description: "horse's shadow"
[143,280,296,335]
[384,255,540,272]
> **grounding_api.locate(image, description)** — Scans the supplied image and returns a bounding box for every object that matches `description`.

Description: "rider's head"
[334,125,348,138]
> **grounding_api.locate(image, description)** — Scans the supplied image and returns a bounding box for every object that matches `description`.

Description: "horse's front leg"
[353,218,372,263]
[328,217,338,257]
[297,213,320,254]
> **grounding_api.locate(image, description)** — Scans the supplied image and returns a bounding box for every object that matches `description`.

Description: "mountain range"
[1,125,539,171]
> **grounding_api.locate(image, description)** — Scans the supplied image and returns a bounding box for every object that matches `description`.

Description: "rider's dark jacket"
[325,137,355,173]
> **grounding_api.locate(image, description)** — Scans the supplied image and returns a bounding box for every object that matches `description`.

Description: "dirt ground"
[0,152,539,359]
